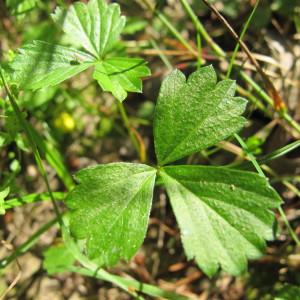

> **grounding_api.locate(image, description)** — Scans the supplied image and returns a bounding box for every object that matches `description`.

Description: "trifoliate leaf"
[66,163,157,266]
[43,244,75,275]
[0,187,10,215]
[93,57,151,101]
[160,165,281,276]
[11,41,94,90]
[11,0,150,101]
[52,0,126,58]
[154,65,247,165]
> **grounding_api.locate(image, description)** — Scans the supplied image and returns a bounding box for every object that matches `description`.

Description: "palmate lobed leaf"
[154,65,247,165]
[61,65,282,277]
[11,41,95,90]
[93,57,151,101]
[11,0,150,101]
[52,0,126,59]
[66,163,157,266]
[160,165,282,276]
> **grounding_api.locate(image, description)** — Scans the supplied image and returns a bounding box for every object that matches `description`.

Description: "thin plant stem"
[61,224,188,300]
[201,0,286,112]
[68,266,189,300]
[278,206,300,246]
[240,71,300,135]
[150,39,173,71]
[226,1,286,241]
[263,165,300,198]
[0,68,64,227]
[117,101,146,162]
[234,134,300,246]
[150,0,300,136]
[140,0,198,56]
[179,0,225,58]
[227,0,260,78]
[4,192,66,210]
[196,32,203,68]
[0,217,59,269]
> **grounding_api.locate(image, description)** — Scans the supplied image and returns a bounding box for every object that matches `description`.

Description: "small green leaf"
[275,284,300,300]
[93,57,150,102]
[43,244,75,275]
[0,133,9,149]
[11,41,94,90]
[52,0,126,58]
[11,1,150,101]
[6,0,37,16]
[160,165,281,276]
[0,187,10,215]
[154,65,247,165]
[66,163,157,266]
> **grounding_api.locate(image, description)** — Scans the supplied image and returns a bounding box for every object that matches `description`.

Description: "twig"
[117,101,146,163]
[201,0,286,111]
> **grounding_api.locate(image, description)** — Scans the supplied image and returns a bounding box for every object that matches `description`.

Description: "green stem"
[62,223,187,300]
[234,134,300,246]
[196,32,203,68]
[239,70,273,106]
[150,0,300,136]
[179,0,225,58]
[234,134,264,177]
[257,140,300,165]
[117,101,145,162]
[226,3,295,248]
[0,68,64,227]
[226,0,260,78]
[0,217,58,269]
[281,111,300,134]
[68,266,189,300]
[140,0,197,56]
[150,40,173,71]
[4,192,65,210]
[278,207,300,246]
[240,71,300,134]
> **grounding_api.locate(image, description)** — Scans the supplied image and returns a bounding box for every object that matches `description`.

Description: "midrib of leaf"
[100,8,113,56]
[100,61,141,90]
[178,178,277,208]
[73,169,156,215]
[93,173,155,246]
[156,73,184,161]
[168,174,243,269]
[19,43,95,64]
[74,7,99,58]
[159,83,235,165]
[162,171,266,252]
[38,64,91,83]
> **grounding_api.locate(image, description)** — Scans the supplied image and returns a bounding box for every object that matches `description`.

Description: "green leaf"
[66,163,157,266]
[154,65,247,165]
[160,165,281,276]
[11,41,94,90]
[0,133,9,149]
[43,244,75,275]
[52,0,126,59]
[0,187,10,215]
[6,0,37,16]
[11,1,150,101]
[93,57,151,102]
[275,284,300,300]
